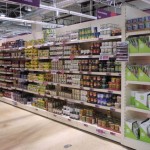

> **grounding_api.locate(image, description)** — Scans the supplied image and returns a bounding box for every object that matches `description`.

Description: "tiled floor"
[0,102,129,150]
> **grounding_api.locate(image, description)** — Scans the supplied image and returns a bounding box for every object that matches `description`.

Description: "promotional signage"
[8,0,40,7]
[97,9,119,19]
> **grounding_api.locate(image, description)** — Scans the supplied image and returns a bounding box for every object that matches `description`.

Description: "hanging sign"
[8,0,40,7]
[97,9,119,19]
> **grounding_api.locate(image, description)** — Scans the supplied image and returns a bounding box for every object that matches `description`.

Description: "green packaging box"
[138,66,150,82]
[139,36,150,53]
[126,66,138,81]
[128,37,139,53]
[130,91,139,106]
[135,92,150,110]
[140,119,150,143]
[125,119,142,140]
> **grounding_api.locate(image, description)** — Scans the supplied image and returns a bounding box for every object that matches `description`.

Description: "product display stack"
[0,4,150,150]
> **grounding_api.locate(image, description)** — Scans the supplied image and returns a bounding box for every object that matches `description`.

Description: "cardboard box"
[126,66,138,81]
[125,119,141,140]
[139,36,150,53]
[140,119,150,143]
[135,92,150,110]
[128,37,139,53]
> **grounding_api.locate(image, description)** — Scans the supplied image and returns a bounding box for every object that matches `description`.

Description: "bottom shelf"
[0,97,121,143]
[122,137,150,150]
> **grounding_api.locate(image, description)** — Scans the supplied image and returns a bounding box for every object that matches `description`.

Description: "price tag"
[87,71,91,74]
[110,107,115,112]
[68,118,71,122]
[108,90,113,94]
[53,114,57,117]
[13,101,17,106]
[60,70,64,74]
[84,124,88,127]
[80,102,84,105]
[110,132,116,136]
[70,55,75,60]
[99,54,110,60]
[99,38,103,41]
[96,129,106,136]
[88,55,92,58]
[52,57,59,62]
[95,104,99,108]
[80,86,83,90]
[63,41,66,47]
[106,72,111,76]
[90,88,93,91]
[79,71,83,74]
[51,70,57,74]
[43,82,48,85]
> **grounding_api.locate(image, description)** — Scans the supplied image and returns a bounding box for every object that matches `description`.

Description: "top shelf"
[126,30,150,37]
[0,36,122,52]
[55,36,122,45]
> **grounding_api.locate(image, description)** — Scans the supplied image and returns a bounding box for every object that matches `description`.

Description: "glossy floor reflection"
[0,102,129,150]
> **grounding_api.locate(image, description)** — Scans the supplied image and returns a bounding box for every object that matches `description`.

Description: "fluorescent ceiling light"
[70,11,97,19]
[40,4,97,20]
[40,5,69,14]
[141,0,150,4]
[0,16,63,28]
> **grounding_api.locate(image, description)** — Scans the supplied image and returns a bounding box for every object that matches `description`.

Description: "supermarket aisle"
[0,102,128,150]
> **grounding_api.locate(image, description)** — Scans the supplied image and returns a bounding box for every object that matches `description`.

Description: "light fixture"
[141,0,150,4]
[40,4,97,20]
[69,11,97,19]
[25,6,32,12]
[0,16,63,28]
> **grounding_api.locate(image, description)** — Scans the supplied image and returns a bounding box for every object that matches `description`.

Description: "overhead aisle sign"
[8,0,40,7]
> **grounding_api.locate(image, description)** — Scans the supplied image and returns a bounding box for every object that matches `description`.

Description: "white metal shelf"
[0,71,13,74]
[123,137,150,150]
[126,81,150,86]
[126,106,150,114]
[46,94,121,113]
[13,77,121,94]
[55,36,121,45]
[51,70,121,76]
[0,97,121,143]
[126,30,150,37]
[12,86,121,112]
[0,78,13,82]
[129,53,150,57]
[54,83,121,95]
[0,86,12,90]
[0,64,12,67]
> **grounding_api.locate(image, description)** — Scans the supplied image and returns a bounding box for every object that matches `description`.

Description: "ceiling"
[0,0,149,38]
